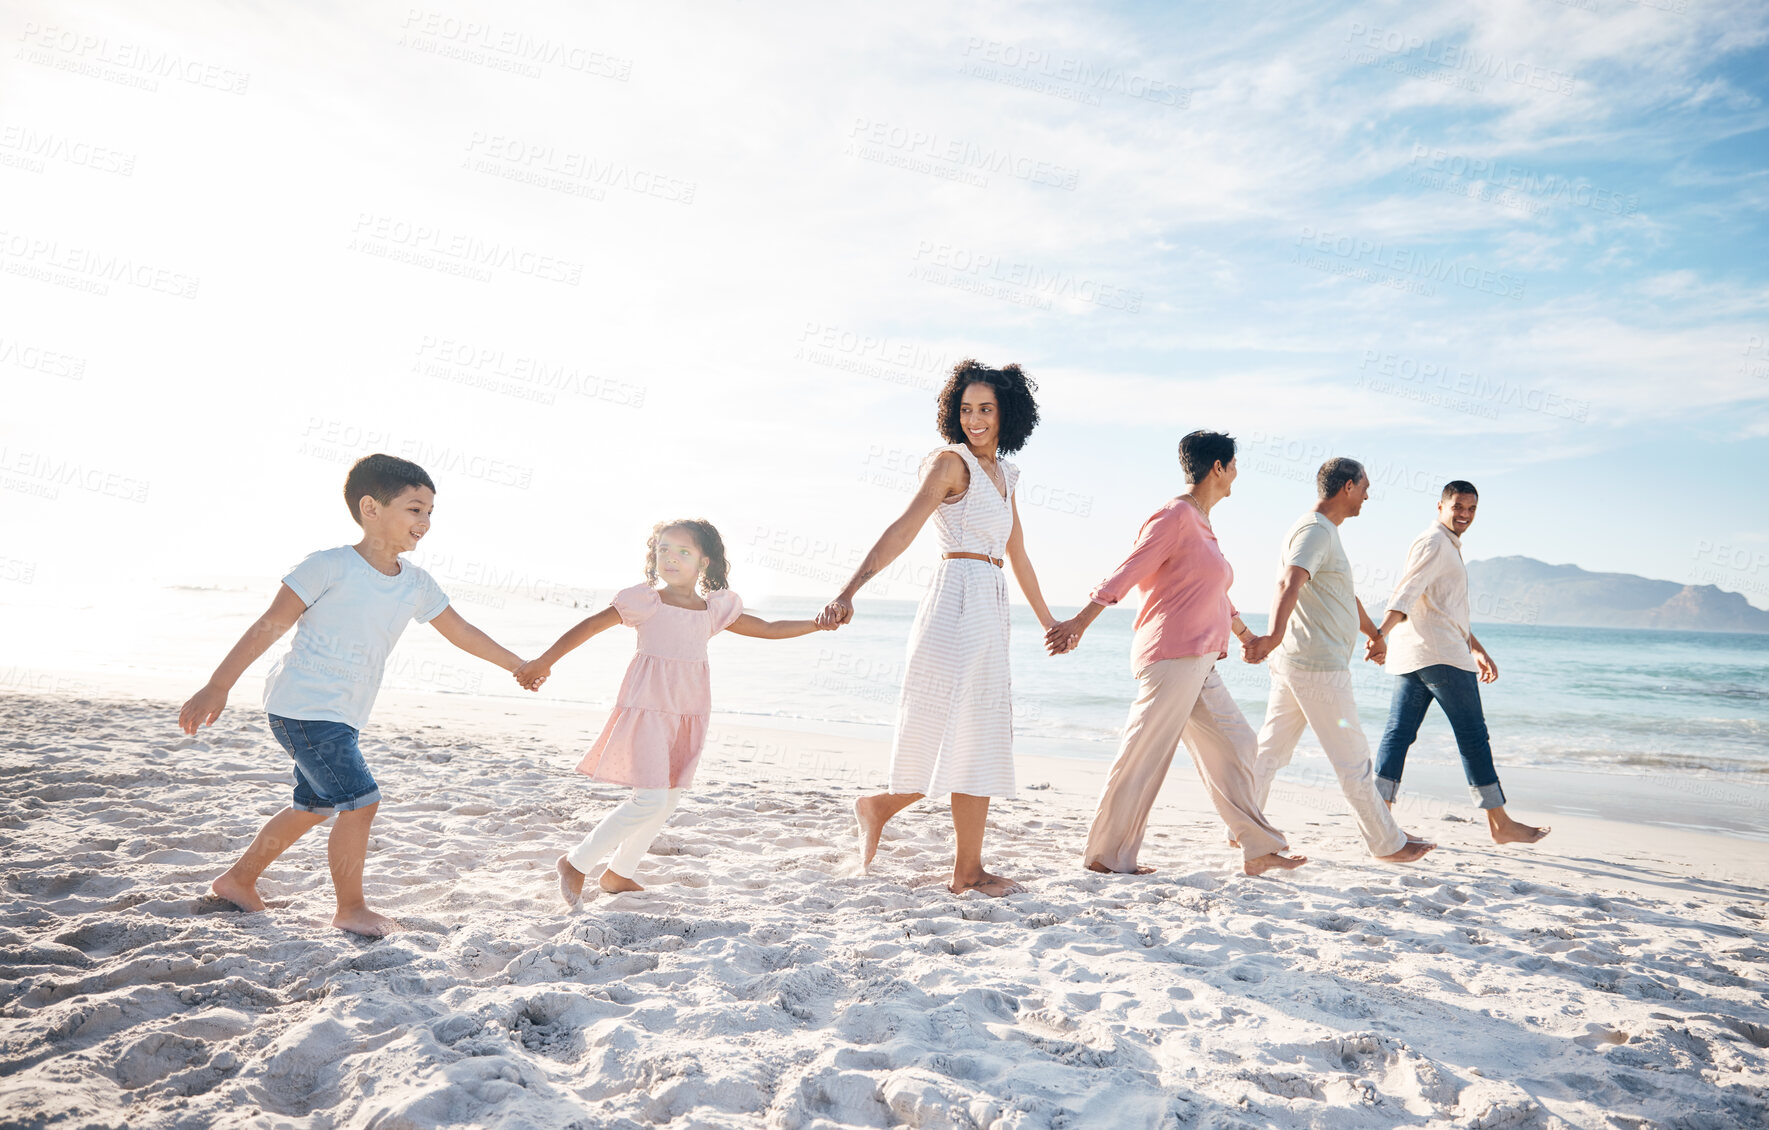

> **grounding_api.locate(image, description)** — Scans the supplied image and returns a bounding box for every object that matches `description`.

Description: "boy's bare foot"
[333,907,397,937]
[210,872,266,912]
[948,870,1025,897]
[599,869,644,893]
[1244,852,1309,877]
[1490,815,1550,844]
[1378,838,1437,863]
[1085,861,1156,875]
[556,856,586,907]
[855,796,891,868]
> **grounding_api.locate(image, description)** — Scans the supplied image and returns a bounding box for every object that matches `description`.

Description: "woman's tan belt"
[942,552,1003,567]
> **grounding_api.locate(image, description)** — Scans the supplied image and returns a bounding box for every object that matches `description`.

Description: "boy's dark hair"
[645,519,731,595]
[936,360,1040,455]
[1441,480,1479,501]
[343,454,435,526]
[1178,431,1236,484]
[1317,457,1366,500]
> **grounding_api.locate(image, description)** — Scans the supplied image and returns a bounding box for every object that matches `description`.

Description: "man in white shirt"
[1373,481,1549,844]
[1244,458,1435,861]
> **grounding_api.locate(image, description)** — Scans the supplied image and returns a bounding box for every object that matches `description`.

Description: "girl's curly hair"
[935,359,1040,455]
[643,518,730,594]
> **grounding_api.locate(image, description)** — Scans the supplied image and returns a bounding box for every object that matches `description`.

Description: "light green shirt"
[1275,512,1358,672]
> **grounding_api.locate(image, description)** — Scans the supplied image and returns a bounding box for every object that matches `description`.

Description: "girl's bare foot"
[1244,852,1309,877]
[600,868,644,893]
[855,796,888,868]
[1085,861,1156,875]
[1490,814,1550,844]
[556,856,586,907]
[333,907,397,937]
[210,872,266,912]
[949,870,1025,897]
[1378,838,1437,863]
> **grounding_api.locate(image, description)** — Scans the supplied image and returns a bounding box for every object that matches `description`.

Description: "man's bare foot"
[1085,861,1156,875]
[855,795,889,868]
[556,856,586,907]
[1490,816,1550,844]
[949,870,1025,897]
[599,868,644,893]
[333,906,397,937]
[1378,838,1437,863]
[1244,852,1309,877]
[210,872,265,912]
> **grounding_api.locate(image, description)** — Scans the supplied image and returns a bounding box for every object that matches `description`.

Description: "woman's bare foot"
[1085,861,1156,875]
[333,906,397,937]
[599,868,644,893]
[855,796,891,868]
[1489,813,1550,844]
[210,871,266,912]
[556,856,586,907]
[1244,852,1309,877]
[1378,838,1437,863]
[949,870,1025,897]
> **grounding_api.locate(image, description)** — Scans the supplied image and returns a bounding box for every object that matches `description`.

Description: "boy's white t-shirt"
[262,546,450,730]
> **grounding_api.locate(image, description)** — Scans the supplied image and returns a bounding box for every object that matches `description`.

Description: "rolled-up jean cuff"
[1375,776,1400,803]
[1470,781,1505,810]
[292,786,381,814]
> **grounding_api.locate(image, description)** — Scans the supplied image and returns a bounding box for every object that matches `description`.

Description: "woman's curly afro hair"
[935,359,1040,455]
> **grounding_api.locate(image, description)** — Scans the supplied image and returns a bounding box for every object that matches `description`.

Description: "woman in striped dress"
[816,361,1056,896]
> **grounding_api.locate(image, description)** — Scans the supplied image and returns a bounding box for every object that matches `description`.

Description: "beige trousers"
[1253,664,1407,857]
[1084,655,1288,871]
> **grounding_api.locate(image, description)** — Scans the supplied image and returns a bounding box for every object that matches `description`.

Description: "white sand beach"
[2,686,1766,1129]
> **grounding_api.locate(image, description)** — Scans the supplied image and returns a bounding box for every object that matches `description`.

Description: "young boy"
[178,453,526,937]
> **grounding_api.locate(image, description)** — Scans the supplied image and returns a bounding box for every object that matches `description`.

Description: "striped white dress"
[889,444,1019,797]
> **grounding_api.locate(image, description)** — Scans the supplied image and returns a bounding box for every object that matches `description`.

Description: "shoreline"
[8,659,1769,845]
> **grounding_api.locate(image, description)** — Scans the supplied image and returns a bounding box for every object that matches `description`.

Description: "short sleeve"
[1004,461,1021,497]
[1387,533,1440,616]
[707,589,744,634]
[1285,523,1331,578]
[281,549,339,607]
[412,566,450,624]
[611,584,662,626]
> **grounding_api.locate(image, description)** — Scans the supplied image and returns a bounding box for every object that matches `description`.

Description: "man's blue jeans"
[1374,664,1506,809]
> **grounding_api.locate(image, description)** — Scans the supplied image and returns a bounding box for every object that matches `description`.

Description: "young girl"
[515,519,832,904]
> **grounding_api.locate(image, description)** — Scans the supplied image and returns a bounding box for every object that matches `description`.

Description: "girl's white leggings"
[566,788,683,879]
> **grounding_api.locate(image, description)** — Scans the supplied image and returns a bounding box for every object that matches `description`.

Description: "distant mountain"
[1464,556,1769,633]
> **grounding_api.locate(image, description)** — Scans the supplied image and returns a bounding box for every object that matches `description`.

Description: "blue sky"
[3,0,1766,615]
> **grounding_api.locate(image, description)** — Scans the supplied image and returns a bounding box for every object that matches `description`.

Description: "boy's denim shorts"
[267,714,381,813]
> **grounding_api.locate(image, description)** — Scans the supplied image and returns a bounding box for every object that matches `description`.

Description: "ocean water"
[3,578,1765,828]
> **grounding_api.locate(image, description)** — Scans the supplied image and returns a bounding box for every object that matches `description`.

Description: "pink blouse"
[1088,498,1238,676]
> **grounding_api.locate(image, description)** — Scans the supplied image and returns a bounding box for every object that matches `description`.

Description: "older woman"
[1046,430,1308,878]
[816,360,1054,896]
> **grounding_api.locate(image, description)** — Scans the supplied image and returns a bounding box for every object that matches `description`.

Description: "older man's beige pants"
[1084,654,1288,872]
[1252,664,1407,857]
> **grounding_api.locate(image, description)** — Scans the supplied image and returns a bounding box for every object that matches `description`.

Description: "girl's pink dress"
[576,583,744,789]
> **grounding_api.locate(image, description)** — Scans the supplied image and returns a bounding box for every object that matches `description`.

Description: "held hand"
[1364,635,1388,665]
[1044,618,1083,655]
[178,684,228,735]
[513,660,551,692]
[815,597,854,629]
[1241,635,1279,664]
[1473,650,1498,683]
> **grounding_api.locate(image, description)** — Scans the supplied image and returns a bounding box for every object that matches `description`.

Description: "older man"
[1372,481,1548,845]
[1243,458,1435,862]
